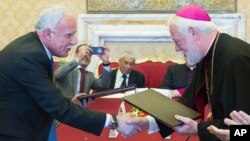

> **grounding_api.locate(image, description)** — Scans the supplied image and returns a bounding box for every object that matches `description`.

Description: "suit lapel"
[31,32,54,82]
[110,69,118,89]
[49,67,53,82]
[128,70,135,85]
[72,69,79,94]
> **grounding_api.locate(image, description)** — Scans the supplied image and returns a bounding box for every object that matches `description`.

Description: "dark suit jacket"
[0,32,106,141]
[160,64,195,89]
[54,60,111,99]
[108,69,145,89]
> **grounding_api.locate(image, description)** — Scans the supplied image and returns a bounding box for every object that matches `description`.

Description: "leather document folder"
[77,84,136,100]
[123,89,201,128]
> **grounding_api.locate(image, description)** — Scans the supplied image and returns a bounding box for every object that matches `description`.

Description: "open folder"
[123,89,201,128]
[77,85,136,100]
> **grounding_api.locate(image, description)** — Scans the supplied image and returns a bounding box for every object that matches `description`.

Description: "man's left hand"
[71,93,94,108]
[173,115,198,135]
[99,46,110,63]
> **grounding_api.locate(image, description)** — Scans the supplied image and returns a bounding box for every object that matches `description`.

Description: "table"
[57,98,199,141]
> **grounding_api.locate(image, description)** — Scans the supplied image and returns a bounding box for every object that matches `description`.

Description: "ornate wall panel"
[87,0,236,13]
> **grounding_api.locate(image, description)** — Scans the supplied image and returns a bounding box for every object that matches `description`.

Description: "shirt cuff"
[104,114,112,128]
[146,115,160,134]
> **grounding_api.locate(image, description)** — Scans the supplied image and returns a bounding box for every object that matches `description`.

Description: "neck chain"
[205,32,220,114]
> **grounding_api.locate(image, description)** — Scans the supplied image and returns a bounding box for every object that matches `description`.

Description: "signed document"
[77,85,136,100]
[123,89,201,128]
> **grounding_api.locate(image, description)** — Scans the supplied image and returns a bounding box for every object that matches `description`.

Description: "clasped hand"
[115,113,149,138]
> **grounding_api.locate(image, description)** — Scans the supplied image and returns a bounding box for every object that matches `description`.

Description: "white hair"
[119,51,136,61]
[168,15,217,35]
[35,5,71,32]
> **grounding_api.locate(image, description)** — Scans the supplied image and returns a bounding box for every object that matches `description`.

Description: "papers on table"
[101,88,171,98]
[77,85,136,100]
[150,88,172,99]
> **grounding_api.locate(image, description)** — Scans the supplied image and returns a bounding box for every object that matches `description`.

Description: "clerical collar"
[187,65,196,70]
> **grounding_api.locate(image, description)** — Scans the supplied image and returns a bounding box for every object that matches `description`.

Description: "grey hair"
[119,51,136,61]
[35,5,70,32]
[168,15,217,35]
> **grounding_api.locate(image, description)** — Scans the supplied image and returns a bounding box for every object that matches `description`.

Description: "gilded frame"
[87,0,237,14]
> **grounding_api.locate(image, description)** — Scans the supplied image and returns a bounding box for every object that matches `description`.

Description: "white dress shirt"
[114,69,129,88]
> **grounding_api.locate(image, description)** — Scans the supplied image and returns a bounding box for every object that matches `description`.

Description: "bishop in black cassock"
[156,4,250,141]
[157,33,250,141]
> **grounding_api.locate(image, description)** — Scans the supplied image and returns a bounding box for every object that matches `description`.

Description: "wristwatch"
[108,115,118,129]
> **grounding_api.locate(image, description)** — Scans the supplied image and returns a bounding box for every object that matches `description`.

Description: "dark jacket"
[157,33,250,141]
[161,64,195,89]
[108,69,145,89]
[0,32,106,141]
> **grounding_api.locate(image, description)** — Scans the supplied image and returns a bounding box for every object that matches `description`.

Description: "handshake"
[72,94,150,138]
[113,113,149,138]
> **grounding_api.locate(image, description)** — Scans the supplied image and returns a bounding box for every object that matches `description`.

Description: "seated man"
[160,58,196,97]
[108,51,145,89]
[54,44,111,99]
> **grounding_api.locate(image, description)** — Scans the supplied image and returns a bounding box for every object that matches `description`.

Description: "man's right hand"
[76,46,91,62]
[115,113,145,138]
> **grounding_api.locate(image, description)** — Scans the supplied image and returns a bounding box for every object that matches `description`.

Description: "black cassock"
[157,33,250,141]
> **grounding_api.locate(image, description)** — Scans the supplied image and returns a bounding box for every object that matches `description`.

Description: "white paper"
[101,93,125,98]
[150,88,172,99]
[124,88,148,97]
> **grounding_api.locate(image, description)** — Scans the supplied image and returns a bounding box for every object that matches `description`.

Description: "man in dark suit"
[160,62,196,97]
[0,6,139,141]
[108,51,145,89]
[161,63,195,90]
[54,44,111,100]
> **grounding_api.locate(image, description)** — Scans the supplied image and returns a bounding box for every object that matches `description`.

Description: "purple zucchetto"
[176,4,211,21]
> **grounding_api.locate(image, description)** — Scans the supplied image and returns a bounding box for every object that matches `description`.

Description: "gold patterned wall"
[87,0,236,13]
[0,0,86,50]
[1,0,250,51]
